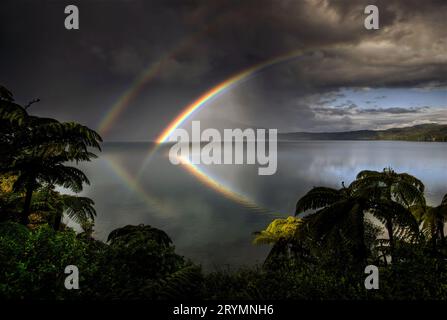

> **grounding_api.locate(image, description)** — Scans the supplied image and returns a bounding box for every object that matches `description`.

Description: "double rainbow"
[99,48,309,211]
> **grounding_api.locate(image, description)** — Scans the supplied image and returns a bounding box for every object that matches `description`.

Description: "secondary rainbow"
[97,47,183,137]
[97,31,209,137]
[103,157,171,217]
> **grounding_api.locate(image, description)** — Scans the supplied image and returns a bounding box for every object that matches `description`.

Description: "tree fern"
[0,86,101,225]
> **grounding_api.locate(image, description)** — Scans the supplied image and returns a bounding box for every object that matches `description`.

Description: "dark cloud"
[311,104,428,117]
[359,107,429,114]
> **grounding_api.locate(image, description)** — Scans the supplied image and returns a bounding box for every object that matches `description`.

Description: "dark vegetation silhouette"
[1,85,447,299]
[0,85,101,226]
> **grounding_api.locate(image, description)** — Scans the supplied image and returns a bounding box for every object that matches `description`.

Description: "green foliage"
[204,264,369,300]
[0,223,92,299]
[30,186,96,230]
[107,224,172,247]
[0,175,96,229]
[204,251,447,300]
[373,241,447,299]
[253,216,308,268]
[0,223,203,300]
[253,216,302,245]
[83,224,203,300]
[204,267,266,300]
[0,175,23,222]
[411,197,447,245]
[156,265,204,300]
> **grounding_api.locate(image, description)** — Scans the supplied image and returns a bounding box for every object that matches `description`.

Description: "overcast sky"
[1,0,446,141]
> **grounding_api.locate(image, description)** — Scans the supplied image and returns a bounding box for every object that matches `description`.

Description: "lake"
[77,141,447,270]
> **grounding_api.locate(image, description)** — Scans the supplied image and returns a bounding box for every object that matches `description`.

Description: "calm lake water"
[77,141,447,270]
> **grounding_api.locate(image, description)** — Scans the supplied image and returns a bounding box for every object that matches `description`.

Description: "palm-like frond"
[295,187,344,214]
[371,200,419,241]
[31,121,102,152]
[302,199,359,241]
[11,164,91,194]
[253,216,302,245]
[411,196,447,242]
[60,195,96,224]
[354,168,425,207]
[392,181,426,207]
[0,85,102,224]
[356,170,382,180]
[0,101,27,125]
[0,85,14,102]
[41,165,90,193]
[398,173,425,192]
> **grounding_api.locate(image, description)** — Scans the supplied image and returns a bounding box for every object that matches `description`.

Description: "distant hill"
[279,124,447,142]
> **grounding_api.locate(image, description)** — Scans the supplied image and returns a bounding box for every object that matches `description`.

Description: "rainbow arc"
[98,47,318,212]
